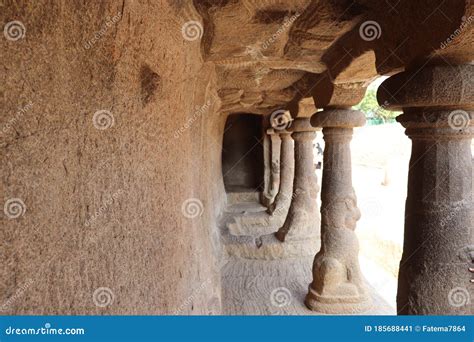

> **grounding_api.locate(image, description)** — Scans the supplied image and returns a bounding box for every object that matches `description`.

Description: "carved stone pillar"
[378,64,474,315]
[305,108,371,313]
[275,118,320,242]
[261,132,271,207]
[267,131,294,218]
[262,129,281,207]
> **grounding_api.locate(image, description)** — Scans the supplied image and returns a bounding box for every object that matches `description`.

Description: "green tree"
[354,89,400,122]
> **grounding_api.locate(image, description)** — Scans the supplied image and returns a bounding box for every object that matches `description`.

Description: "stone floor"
[220,196,396,315]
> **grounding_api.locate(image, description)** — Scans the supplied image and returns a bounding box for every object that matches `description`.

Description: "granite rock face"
[1,0,472,315]
[1,0,224,315]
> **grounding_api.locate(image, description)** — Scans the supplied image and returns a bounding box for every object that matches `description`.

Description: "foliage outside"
[354,89,401,123]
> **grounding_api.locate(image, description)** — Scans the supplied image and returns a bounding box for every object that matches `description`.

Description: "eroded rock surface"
[2,0,472,315]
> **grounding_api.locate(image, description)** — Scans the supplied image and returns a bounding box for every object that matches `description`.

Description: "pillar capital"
[378,64,474,111]
[278,130,293,139]
[378,64,474,142]
[289,117,318,133]
[310,108,366,129]
[310,73,367,109]
[396,109,474,140]
[267,128,292,135]
[266,128,278,135]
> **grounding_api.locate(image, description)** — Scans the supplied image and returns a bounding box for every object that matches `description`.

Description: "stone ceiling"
[189,0,473,116]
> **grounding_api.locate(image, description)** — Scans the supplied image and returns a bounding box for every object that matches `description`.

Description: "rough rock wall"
[1,0,224,314]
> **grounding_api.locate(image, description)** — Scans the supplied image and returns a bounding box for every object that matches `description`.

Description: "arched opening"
[222,113,264,193]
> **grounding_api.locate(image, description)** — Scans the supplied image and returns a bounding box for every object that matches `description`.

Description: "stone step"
[226,191,260,205]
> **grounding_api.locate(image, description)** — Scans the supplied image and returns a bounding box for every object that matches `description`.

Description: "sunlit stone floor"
[220,198,396,315]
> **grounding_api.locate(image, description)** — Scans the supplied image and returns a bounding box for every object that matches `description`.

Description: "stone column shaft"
[321,127,352,201]
[305,109,371,314]
[269,133,282,201]
[261,133,272,206]
[275,118,320,242]
[262,129,282,207]
[267,132,294,218]
[378,64,474,315]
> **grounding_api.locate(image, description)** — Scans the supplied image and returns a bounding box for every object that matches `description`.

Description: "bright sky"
[367,76,389,90]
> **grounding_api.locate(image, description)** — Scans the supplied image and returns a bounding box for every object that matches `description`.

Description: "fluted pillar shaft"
[276,118,320,241]
[306,109,371,313]
[379,64,474,315]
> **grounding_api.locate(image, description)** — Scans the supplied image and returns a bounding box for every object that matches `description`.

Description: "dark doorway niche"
[222,114,264,192]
